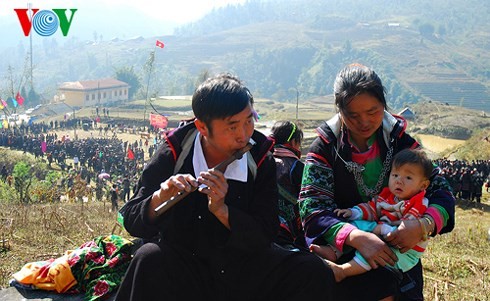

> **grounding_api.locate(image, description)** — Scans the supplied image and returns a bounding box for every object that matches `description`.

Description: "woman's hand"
[384,219,423,253]
[334,208,353,218]
[346,229,397,269]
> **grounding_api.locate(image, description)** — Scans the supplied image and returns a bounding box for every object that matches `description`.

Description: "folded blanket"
[13,235,133,301]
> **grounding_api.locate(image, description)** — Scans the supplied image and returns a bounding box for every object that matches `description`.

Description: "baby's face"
[388,163,429,200]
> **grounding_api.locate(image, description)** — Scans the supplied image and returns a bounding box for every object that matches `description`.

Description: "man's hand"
[149,174,198,221]
[198,169,230,228]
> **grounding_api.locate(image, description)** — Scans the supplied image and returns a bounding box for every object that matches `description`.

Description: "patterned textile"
[299,161,336,221]
[12,235,133,301]
[299,112,455,251]
[273,144,305,248]
[355,187,428,224]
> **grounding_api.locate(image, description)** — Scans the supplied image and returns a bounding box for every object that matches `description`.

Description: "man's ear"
[194,119,208,136]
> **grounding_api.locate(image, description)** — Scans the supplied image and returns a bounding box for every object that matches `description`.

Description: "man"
[115,74,333,301]
[122,174,131,202]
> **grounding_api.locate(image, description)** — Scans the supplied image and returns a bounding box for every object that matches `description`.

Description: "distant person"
[326,149,433,286]
[73,155,79,169]
[110,183,119,212]
[459,167,472,200]
[122,175,131,202]
[470,169,484,203]
[486,174,490,193]
[1,165,8,182]
[269,120,306,250]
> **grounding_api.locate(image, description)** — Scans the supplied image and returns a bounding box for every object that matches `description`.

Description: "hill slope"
[0,0,488,113]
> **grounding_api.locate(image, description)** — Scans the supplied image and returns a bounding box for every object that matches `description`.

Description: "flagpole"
[143,44,157,124]
[28,2,33,93]
[7,66,16,115]
[1,104,11,117]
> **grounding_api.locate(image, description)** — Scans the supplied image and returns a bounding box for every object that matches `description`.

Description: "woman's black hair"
[333,64,388,113]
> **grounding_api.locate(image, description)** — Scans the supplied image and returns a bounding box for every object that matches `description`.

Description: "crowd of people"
[435,158,488,203]
[0,118,163,205]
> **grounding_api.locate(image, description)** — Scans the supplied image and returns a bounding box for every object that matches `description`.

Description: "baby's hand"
[334,208,352,218]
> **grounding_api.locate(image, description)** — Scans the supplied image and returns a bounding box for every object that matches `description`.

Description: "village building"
[55,78,130,108]
[398,107,415,120]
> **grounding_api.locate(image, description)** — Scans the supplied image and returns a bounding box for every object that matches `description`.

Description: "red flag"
[149,113,168,129]
[156,40,164,48]
[16,92,24,106]
[127,148,135,160]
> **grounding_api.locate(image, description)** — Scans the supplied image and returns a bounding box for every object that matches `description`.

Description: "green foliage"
[0,181,17,204]
[114,66,142,100]
[30,171,62,203]
[12,161,32,204]
[0,149,61,204]
[27,88,40,106]
[196,70,211,87]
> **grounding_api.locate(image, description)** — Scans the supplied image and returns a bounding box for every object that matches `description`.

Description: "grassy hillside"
[407,101,490,140]
[1,0,489,113]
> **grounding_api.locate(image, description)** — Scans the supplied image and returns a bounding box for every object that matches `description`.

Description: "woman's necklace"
[334,138,394,198]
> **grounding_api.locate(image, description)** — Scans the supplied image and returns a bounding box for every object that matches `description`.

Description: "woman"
[269,120,306,250]
[299,64,455,300]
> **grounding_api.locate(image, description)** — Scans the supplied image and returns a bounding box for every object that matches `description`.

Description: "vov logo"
[14,8,78,37]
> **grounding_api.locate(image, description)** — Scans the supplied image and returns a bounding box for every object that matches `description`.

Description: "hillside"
[406,101,490,138]
[0,0,489,113]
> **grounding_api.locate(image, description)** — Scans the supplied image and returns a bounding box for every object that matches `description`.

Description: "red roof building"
[56,78,130,107]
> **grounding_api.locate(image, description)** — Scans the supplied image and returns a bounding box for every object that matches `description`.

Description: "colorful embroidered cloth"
[12,235,133,301]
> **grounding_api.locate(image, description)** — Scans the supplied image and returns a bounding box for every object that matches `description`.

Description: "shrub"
[12,162,32,204]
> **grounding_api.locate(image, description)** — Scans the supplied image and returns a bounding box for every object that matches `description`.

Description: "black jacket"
[120,122,279,262]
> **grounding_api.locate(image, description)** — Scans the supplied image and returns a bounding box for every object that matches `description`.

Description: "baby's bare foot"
[309,244,338,261]
[324,260,346,282]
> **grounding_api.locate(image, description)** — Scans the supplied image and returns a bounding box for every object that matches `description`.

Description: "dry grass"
[416,134,466,155]
[1,195,489,300]
[422,194,490,301]
[0,201,129,288]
